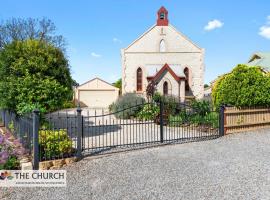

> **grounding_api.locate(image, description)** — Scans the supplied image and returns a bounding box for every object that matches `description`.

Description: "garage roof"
[77,77,119,91]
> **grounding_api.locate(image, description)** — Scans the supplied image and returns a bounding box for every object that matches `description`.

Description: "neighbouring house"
[74,77,119,108]
[121,6,205,102]
[247,52,270,71]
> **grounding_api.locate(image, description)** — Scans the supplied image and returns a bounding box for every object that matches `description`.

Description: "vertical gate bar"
[76,106,82,158]
[160,100,164,143]
[102,109,104,149]
[82,115,84,151]
[219,105,225,137]
[33,109,40,170]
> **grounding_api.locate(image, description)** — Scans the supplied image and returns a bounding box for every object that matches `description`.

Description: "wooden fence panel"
[224,107,270,134]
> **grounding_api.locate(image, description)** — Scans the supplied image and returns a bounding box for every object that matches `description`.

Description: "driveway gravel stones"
[2,129,270,200]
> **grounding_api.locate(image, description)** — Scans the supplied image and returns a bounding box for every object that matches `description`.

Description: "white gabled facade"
[121,6,205,101]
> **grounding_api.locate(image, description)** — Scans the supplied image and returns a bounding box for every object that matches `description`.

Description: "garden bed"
[0,129,28,170]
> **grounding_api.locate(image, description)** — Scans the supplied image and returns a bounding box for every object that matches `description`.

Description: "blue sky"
[1,0,270,84]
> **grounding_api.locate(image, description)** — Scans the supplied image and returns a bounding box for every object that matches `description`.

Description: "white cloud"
[113,37,122,43]
[259,26,270,39]
[204,19,224,31]
[259,16,270,39]
[91,52,101,58]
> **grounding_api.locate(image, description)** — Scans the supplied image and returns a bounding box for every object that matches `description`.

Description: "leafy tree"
[0,39,74,114]
[0,18,65,50]
[113,78,122,94]
[212,64,270,108]
[204,84,209,88]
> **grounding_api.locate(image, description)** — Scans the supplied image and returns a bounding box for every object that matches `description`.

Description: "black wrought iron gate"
[81,101,221,155]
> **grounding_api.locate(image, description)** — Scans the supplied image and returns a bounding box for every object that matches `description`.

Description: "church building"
[121,6,205,102]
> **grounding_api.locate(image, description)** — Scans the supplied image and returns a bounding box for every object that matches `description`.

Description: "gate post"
[76,106,83,158]
[33,109,40,170]
[219,105,225,137]
[160,100,164,143]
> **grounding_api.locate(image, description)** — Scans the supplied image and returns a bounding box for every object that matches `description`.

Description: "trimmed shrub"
[212,64,270,108]
[109,93,145,119]
[39,129,73,160]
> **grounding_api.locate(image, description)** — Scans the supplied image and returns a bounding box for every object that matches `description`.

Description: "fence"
[0,109,79,169]
[81,101,221,155]
[0,100,224,170]
[0,110,34,153]
[224,106,270,134]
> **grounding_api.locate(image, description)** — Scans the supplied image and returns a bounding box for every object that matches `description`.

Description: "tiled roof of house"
[247,52,270,71]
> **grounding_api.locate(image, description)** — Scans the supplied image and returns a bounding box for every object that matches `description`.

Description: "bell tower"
[157,6,169,26]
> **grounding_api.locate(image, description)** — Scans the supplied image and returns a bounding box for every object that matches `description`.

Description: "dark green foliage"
[212,64,270,108]
[0,39,74,114]
[137,104,159,120]
[152,92,179,114]
[192,112,219,128]
[168,100,218,128]
[152,92,162,103]
[110,93,145,119]
[190,100,211,116]
[163,95,179,115]
[62,101,76,109]
[168,111,219,128]
[0,156,20,170]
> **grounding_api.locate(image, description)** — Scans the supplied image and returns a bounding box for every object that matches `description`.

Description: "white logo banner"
[0,170,66,187]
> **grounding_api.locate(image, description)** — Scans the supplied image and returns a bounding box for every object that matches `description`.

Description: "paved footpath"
[2,129,270,200]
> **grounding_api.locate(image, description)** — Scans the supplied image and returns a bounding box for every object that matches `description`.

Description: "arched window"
[136,68,142,91]
[160,39,166,52]
[163,81,168,95]
[184,67,189,91]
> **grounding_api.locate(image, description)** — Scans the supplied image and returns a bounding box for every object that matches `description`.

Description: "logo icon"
[0,171,13,180]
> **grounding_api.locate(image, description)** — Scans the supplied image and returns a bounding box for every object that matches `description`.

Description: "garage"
[75,77,119,108]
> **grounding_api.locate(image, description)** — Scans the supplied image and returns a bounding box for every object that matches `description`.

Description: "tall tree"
[0,39,73,114]
[0,18,65,50]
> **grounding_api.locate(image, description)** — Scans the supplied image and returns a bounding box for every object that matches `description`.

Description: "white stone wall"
[121,25,204,99]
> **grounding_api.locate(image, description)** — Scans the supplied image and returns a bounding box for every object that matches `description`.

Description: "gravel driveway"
[2,129,270,200]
